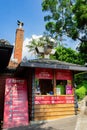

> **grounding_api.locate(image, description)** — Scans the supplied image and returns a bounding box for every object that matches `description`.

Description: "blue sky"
[0,0,45,44]
[0,0,78,50]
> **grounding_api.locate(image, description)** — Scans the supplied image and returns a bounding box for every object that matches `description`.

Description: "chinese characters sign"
[3,78,29,128]
[56,70,72,80]
[35,68,53,79]
[35,96,74,104]
[35,68,72,80]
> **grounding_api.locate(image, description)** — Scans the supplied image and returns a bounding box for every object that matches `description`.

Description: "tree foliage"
[76,86,86,100]
[42,0,87,64]
[50,45,83,64]
[75,80,87,100]
[42,0,87,41]
[77,42,87,64]
[26,35,57,58]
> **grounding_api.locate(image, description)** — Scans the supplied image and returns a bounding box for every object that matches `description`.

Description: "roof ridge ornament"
[17,20,24,29]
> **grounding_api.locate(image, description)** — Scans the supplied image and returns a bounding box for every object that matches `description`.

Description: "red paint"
[35,96,74,104]
[56,70,72,80]
[35,69,72,80]
[35,68,53,79]
[3,78,29,129]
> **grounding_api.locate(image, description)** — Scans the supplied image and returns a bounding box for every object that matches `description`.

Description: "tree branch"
[77,37,87,42]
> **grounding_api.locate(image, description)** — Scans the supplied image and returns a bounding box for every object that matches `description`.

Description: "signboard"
[66,85,73,95]
[3,78,29,129]
[56,70,72,80]
[35,96,74,105]
[35,68,53,79]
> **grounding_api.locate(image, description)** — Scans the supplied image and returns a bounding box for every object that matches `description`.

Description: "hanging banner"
[35,96,74,104]
[3,78,29,129]
[35,68,53,79]
[56,70,72,80]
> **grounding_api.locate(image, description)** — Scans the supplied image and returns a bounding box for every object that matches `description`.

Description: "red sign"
[3,78,29,129]
[56,70,72,80]
[35,96,74,104]
[35,68,53,79]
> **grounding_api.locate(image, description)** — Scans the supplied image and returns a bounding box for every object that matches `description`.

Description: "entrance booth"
[15,59,87,122]
[34,68,74,121]
[1,58,87,128]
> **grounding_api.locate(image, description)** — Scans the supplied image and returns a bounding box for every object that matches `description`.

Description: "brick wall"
[14,28,24,63]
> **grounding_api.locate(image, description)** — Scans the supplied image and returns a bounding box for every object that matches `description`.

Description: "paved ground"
[3,97,87,130]
[3,115,77,130]
[75,97,87,130]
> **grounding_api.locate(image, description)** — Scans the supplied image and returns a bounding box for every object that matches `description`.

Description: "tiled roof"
[19,58,87,72]
[0,43,13,71]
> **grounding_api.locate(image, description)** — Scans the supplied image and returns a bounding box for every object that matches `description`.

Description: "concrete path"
[75,115,87,130]
[75,97,87,130]
[3,97,87,130]
[3,116,77,130]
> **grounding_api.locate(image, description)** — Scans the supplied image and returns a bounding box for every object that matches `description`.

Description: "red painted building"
[16,58,87,122]
[0,23,87,128]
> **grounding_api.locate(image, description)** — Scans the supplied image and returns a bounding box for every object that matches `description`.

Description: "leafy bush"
[76,86,87,100]
[82,80,87,89]
[75,73,87,100]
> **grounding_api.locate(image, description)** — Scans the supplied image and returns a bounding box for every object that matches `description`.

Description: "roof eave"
[20,61,87,72]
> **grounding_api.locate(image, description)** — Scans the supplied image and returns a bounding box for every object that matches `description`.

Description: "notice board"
[3,78,29,128]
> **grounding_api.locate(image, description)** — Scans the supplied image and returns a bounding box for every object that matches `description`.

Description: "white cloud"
[31,34,42,39]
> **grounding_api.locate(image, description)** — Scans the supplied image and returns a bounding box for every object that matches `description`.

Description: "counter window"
[56,80,73,95]
[35,68,73,95]
[56,80,66,95]
[35,79,53,95]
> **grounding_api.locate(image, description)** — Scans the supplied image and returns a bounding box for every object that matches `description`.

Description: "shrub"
[75,86,87,100]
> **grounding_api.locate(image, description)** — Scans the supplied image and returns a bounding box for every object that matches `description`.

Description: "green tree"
[76,86,86,100]
[77,42,87,64]
[26,35,56,58]
[42,0,87,64]
[42,0,87,41]
[50,45,82,64]
[26,38,39,53]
